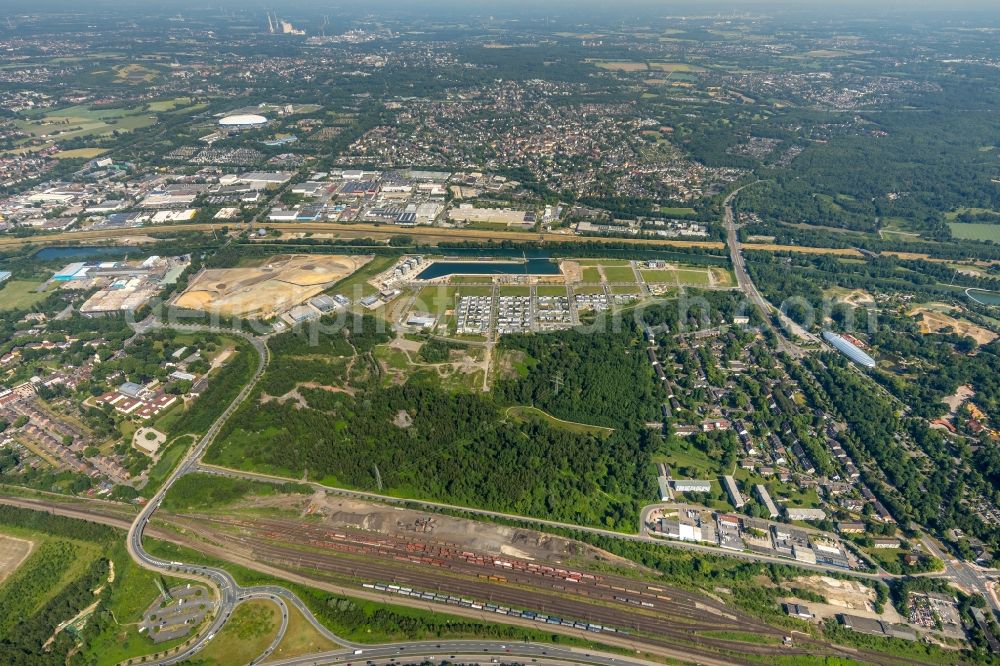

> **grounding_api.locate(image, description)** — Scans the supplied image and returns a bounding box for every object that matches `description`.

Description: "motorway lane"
[123,322,318,665]
[241,593,289,666]
[722,186,799,357]
[120,322,672,666]
[266,643,673,666]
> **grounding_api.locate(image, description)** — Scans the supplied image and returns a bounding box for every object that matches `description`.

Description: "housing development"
[0,2,999,666]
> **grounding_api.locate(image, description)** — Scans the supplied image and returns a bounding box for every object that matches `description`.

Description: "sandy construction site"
[0,533,33,585]
[175,254,371,317]
[908,304,997,346]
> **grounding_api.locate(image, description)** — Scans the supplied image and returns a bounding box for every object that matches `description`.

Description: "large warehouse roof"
[823,331,876,368]
[218,113,268,127]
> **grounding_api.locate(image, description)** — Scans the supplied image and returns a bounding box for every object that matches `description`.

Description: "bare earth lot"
[908,304,998,345]
[174,254,372,317]
[0,533,34,585]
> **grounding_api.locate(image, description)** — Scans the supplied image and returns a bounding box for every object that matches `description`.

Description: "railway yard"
[147,502,933,666]
[0,481,977,666]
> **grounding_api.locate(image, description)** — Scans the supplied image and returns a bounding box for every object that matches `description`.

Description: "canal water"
[32,246,138,261]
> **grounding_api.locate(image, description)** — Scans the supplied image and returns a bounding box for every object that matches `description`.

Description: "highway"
[722,186,816,356]
[119,320,680,666]
[19,301,1000,664]
[265,643,677,666]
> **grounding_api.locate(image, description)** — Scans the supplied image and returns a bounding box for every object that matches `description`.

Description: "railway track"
[173,513,904,665]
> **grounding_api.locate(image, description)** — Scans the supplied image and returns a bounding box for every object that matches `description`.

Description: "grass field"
[536,285,569,297]
[53,147,108,160]
[84,542,189,666]
[506,405,613,436]
[0,279,50,310]
[674,268,713,286]
[577,259,630,266]
[948,223,1000,241]
[13,105,156,150]
[147,97,194,112]
[268,599,339,661]
[455,285,493,297]
[580,267,602,282]
[590,60,649,71]
[659,206,697,216]
[0,530,102,635]
[195,599,279,665]
[499,286,532,297]
[649,63,707,73]
[574,285,606,295]
[637,266,727,287]
[610,285,641,295]
[114,63,159,82]
[415,285,458,316]
[603,266,637,282]
[329,254,394,298]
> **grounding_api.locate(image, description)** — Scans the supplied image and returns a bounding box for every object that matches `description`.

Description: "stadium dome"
[218,113,268,128]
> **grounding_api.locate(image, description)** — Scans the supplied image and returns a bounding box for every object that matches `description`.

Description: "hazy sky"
[7,0,1000,11]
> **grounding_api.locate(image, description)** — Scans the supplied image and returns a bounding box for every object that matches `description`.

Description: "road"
[722,186,814,356]
[197,462,894,582]
[266,643,681,666]
[118,320,683,666]
[919,533,1000,615]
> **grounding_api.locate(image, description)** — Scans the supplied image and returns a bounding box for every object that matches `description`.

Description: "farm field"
[649,62,707,72]
[589,59,649,71]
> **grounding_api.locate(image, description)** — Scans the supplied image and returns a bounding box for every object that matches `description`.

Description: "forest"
[204,309,673,528]
[494,317,661,428]
[802,355,999,559]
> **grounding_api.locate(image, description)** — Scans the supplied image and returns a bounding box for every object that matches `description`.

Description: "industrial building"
[823,331,876,368]
[837,615,916,642]
[784,603,813,620]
